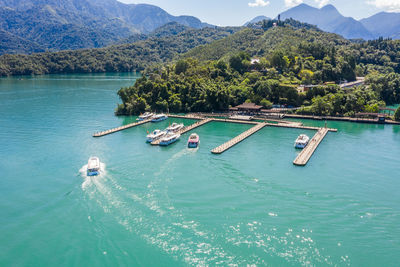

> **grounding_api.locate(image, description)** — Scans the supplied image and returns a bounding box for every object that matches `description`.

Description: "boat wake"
[154,148,190,177]
[187,146,199,153]
[78,154,244,265]
[79,162,106,189]
[82,174,240,266]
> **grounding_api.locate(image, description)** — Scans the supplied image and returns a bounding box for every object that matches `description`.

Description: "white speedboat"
[152,114,168,122]
[166,122,184,133]
[187,133,200,148]
[87,157,100,176]
[159,132,180,146]
[294,134,310,149]
[146,129,167,143]
[137,112,154,121]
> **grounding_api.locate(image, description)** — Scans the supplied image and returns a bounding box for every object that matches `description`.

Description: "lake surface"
[1,73,399,266]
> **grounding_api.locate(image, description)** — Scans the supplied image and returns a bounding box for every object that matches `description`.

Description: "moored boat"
[187,133,200,148]
[166,122,184,133]
[159,132,180,146]
[294,134,310,149]
[87,157,100,176]
[146,129,167,143]
[137,112,154,121]
[151,114,168,122]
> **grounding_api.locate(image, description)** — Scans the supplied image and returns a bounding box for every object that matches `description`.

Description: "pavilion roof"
[234,103,263,110]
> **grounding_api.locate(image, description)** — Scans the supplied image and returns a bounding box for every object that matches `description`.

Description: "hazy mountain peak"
[296,3,313,8]
[281,3,373,39]
[321,4,337,11]
[244,15,270,26]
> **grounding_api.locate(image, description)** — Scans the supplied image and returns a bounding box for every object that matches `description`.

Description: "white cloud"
[284,0,304,8]
[315,0,330,8]
[248,0,270,7]
[368,0,400,12]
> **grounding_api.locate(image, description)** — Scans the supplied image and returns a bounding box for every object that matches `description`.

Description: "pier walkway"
[293,128,329,166]
[211,123,267,154]
[93,119,151,137]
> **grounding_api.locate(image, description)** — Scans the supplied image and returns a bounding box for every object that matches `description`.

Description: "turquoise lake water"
[1,73,400,266]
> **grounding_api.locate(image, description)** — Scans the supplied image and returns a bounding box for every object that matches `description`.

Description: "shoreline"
[283,114,400,125]
[116,112,400,125]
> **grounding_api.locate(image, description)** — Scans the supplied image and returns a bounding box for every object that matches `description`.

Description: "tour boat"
[187,133,200,148]
[166,122,184,133]
[151,114,168,122]
[159,132,180,146]
[294,134,310,149]
[146,129,167,143]
[137,112,154,121]
[87,157,100,176]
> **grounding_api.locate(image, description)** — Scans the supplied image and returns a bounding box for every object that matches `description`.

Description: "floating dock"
[264,122,337,132]
[211,123,267,154]
[92,114,336,166]
[93,119,151,137]
[293,128,329,166]
[167,114,204,120]
[151,118,213,146]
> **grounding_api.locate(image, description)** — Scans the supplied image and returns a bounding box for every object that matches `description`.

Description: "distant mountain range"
[2,0,400,55]
[360,12,400,39]
[0,0,212,54]
[249,3,400,40]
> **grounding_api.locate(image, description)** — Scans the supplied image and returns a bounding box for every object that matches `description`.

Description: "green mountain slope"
[0,30,44,54]
[0,25,238,76]
[185,20,348,61]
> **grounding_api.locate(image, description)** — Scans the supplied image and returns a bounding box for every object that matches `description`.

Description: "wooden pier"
[93,119,151,137]
[211,123,267,154]
[293,128,329,166]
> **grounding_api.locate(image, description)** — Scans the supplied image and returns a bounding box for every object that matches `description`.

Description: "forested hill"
[185,19,348,62]
[184,20,400,77]
[115,20,400,117]
[0,25,239,76]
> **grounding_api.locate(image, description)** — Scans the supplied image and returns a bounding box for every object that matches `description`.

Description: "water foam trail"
[154,148,190,177]
[81,162,244,265]
[80,162,106,190]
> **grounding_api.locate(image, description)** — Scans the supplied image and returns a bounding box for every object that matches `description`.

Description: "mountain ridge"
[279,3,374,40]
[0,0,213,54]
[246,3,400,40]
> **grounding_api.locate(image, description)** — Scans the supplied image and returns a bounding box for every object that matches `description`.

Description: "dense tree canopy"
[395,106,400,121]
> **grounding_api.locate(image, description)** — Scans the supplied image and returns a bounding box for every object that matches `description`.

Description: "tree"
[229,52,250,74]
[395,106,400,121]
[270,51,287,71]
[260,99,273,109]
[299,69,314,84]
[175,60,189,75]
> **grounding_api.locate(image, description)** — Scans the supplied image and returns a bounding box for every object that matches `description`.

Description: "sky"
[117,0,400,26]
